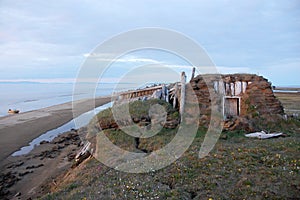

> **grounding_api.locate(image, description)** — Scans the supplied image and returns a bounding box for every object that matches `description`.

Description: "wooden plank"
[180,72,186,120]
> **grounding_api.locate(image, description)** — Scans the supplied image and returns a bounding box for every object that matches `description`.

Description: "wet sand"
[0,96,111,163]
[0,129,84,199]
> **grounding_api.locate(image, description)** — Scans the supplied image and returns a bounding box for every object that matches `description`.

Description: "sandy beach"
[0,129,84,199]
[0,96,111,163]
[0,96,111,199]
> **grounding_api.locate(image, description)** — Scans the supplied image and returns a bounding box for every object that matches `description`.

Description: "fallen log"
[74,141,91,166]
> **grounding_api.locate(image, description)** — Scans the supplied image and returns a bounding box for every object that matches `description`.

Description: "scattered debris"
[6,161,24,169]
[74,141,91,166]
[39,140,49,145]
[25,164,44,169]
[8,109,20,114]
[245,131,284,139]
[18,171,33,177]
[0,130,83,200]
[14,192,21,197]
[0,172,19,192]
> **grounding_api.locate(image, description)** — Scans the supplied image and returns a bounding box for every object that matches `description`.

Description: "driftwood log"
[74,141,91,166]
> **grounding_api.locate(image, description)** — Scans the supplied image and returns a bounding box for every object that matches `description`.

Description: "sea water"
[0,82,131,156]
[11,102,112,156]
[0,82,134,117]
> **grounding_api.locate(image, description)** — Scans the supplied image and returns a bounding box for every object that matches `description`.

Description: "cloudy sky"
[0,0,299,86]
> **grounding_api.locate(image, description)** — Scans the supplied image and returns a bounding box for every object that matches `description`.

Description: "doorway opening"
[224,97,240,118]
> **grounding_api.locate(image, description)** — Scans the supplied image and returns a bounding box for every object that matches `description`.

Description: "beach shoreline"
[0,96,111,163]
[0,129,84,199]
[0,96,112,199]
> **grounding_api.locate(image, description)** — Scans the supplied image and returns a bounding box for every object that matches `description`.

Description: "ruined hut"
[188,74,284,131]
[112,73,284,132]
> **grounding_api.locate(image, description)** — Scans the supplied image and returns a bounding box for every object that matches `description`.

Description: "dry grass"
[274,92,300,115]
[39,96,300,200]
[40,121,300,199]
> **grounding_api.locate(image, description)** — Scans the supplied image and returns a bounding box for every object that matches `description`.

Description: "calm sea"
[0,82,125,117]
[1,82,123,156]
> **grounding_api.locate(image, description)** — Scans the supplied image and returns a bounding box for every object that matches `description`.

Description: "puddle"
[12,102,112,156]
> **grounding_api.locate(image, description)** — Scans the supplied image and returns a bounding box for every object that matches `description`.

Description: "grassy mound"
[41,124,300,199]
[87,99,179,134]
[40,97,300,199]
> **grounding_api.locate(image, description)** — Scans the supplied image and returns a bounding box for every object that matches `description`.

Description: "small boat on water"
[8,109,20,114]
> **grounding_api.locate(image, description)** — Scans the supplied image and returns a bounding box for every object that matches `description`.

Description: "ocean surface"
[0,82,123,156]
[3,82,299,156]
[0,82,132,117]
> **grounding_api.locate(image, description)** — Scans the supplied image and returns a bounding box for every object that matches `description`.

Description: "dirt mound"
[189,74,284,132]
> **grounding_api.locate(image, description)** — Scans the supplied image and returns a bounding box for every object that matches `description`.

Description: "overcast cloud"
[0,0,299,85]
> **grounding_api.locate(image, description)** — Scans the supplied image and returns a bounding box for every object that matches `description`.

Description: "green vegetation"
[40,98,300,199]
[41,126,300,199]
[96,99,179,124]
[251,114,300,133]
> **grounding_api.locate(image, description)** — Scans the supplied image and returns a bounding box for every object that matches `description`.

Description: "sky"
[0,0,299,86]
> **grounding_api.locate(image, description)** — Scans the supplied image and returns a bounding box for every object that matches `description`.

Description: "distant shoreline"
[273,86,300,92]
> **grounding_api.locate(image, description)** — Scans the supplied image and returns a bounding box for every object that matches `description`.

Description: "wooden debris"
[74,141,91,166]
[180,72,186,119]
[245,131,283,139]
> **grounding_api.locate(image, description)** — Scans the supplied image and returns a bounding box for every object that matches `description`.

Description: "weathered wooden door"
[224,98,239,117]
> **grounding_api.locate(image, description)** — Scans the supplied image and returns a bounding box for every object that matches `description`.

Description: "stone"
[39,140,49,145]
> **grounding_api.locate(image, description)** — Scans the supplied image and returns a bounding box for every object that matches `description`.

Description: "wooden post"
[190,67,196,81]
[162,84,169,102]
[173,83,178,108]
[162,84,166,101]
[165,85,169,103]
[180,72,186,119]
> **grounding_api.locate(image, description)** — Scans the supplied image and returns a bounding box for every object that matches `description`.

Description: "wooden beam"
[190,67,196,81]
[180,72,186,120]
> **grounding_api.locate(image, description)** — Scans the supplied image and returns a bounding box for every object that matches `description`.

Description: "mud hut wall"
[189,74,284,125]
[240,80,284,116]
